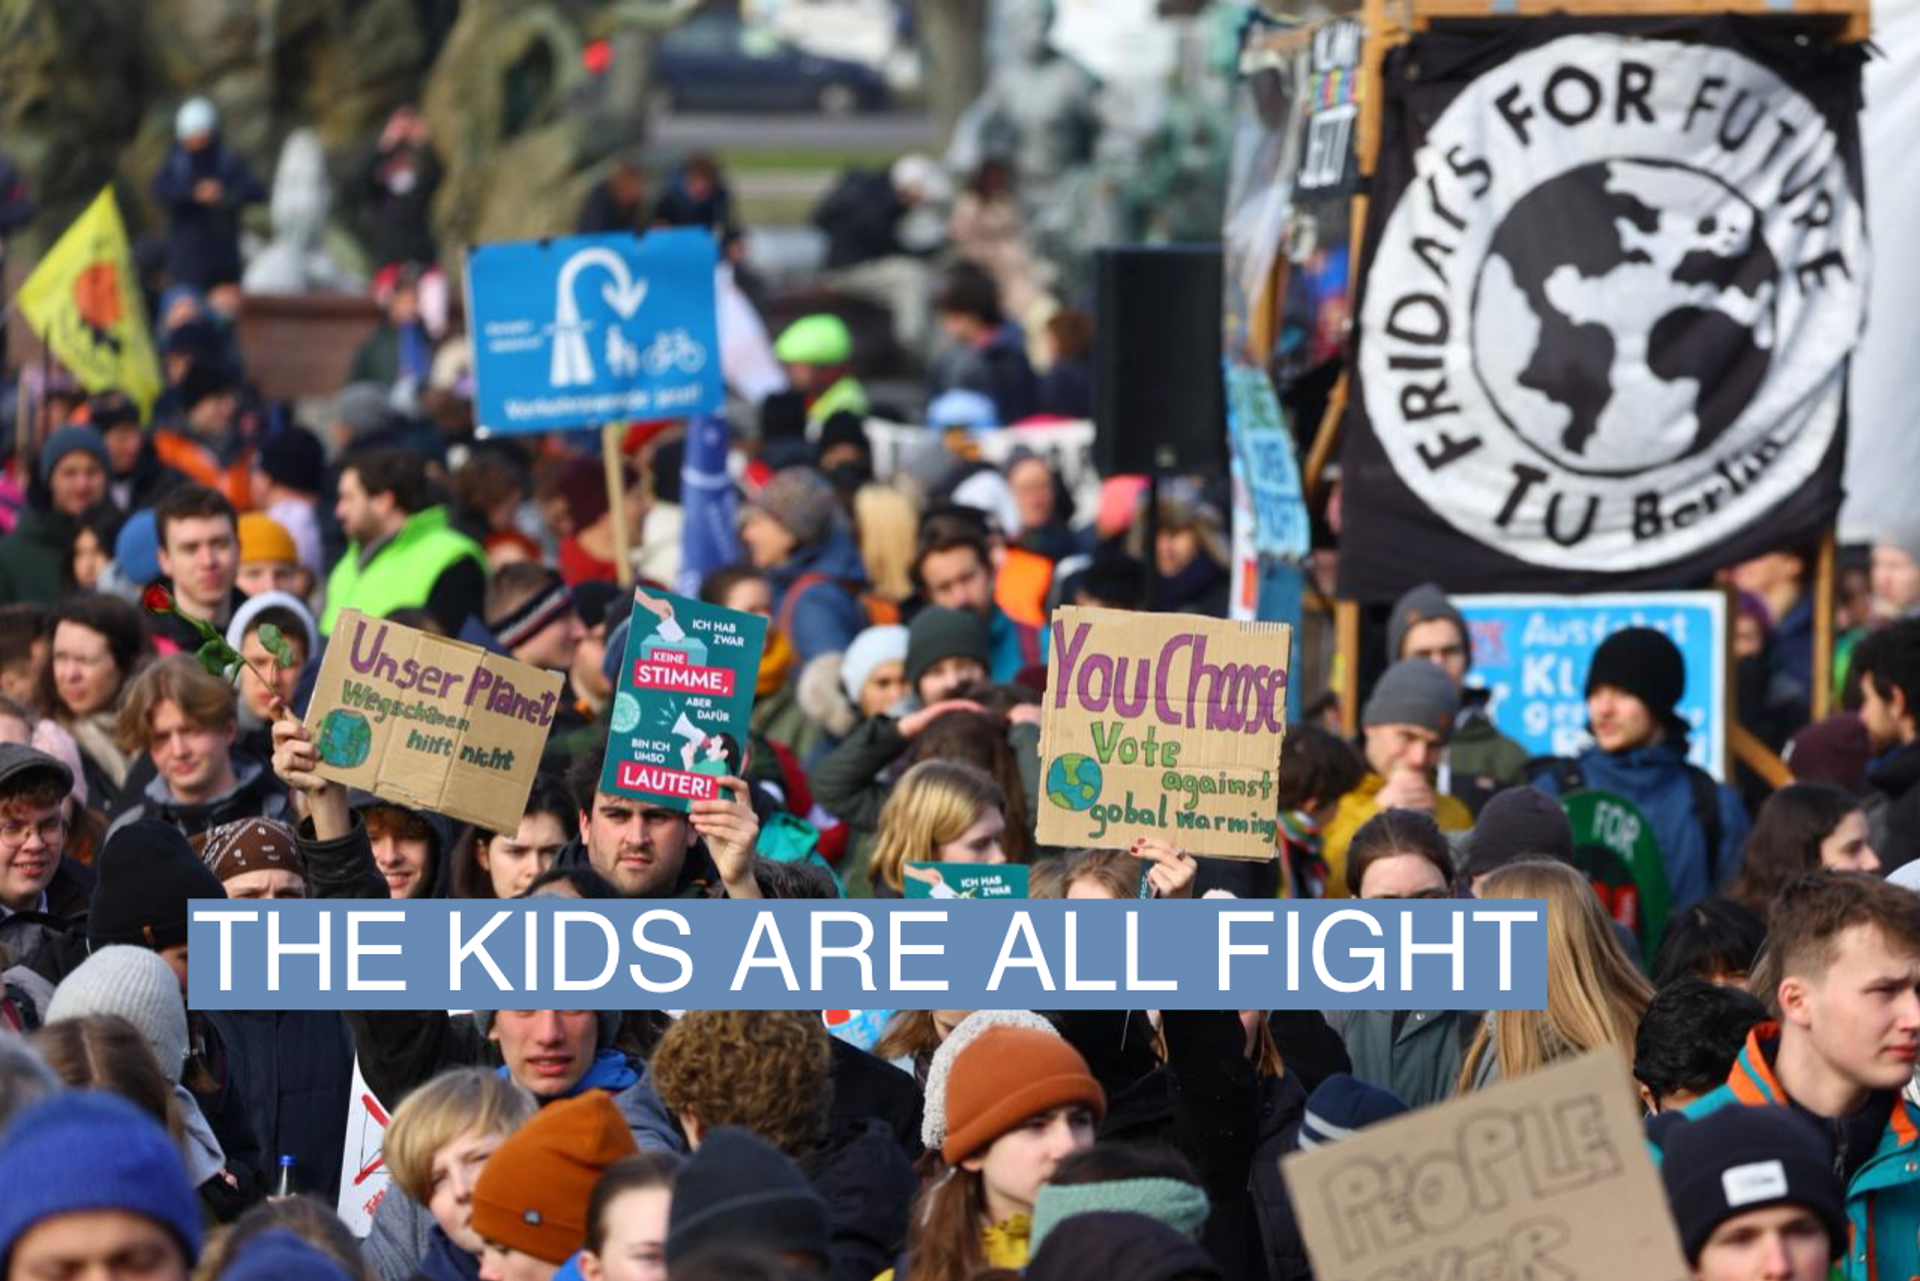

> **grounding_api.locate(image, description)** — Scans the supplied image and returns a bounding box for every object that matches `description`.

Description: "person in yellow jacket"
[877,1012,1105,1281]
[320,448,487,635]
[1322,659,1474,897]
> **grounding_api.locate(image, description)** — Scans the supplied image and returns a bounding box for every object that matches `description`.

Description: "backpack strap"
[1685,765,1727,890]
[1526,756,1585,795]
[776,572,834,639]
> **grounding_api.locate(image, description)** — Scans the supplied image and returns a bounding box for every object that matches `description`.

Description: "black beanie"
[1461,785,1575,879]
[665,1126,829,1266]
[905,606,992,687]
[89,820,228,949]
[1586,627,1687,728]
[1660,1106,1845,1265]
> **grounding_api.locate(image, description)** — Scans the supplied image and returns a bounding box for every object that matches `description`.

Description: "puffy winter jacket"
[1535,740,1750,911]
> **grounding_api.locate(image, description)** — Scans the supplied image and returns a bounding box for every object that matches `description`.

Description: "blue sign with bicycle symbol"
[465,228,724,435]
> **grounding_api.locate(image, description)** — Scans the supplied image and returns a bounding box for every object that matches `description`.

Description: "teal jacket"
[1654,1023,1920,1281]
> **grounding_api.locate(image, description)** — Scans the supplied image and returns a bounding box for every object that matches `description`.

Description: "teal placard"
[598,587,767,811]
[902,863,1029,899]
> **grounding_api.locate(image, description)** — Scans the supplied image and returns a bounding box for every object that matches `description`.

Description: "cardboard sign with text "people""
[600,586,767,811]
[307,610,564,832]
[1038,606,1288,860]
[1282,1050,1689,1281]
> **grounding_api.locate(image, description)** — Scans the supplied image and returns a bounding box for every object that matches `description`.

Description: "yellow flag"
[12,187,163,419]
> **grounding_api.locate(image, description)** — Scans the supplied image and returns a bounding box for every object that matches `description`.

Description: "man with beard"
[321,447,487,635]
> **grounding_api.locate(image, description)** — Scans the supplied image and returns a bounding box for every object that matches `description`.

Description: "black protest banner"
[1338,17,1865,602]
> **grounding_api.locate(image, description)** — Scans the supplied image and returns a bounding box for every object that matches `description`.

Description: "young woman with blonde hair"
[854,483,920,604]
[868,760,1009,896]
[1459,859,1654,1092]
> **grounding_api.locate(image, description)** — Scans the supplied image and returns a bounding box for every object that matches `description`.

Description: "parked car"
[653,11,890,115]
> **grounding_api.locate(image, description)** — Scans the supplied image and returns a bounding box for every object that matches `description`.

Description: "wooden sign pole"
[1812,528,1837,720]
[602,422,633,588]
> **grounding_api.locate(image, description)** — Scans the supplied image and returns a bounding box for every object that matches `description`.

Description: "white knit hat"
[839,625,909,704]
[919,1009,1059,1154]
[46,946,189,1085]
[175,97,218,141]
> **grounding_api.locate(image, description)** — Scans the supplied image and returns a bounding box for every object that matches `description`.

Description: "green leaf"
[257,624,296,668]
[194,641,232,679]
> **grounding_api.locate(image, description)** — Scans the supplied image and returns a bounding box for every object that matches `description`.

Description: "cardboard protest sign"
[903,863,1029,899]
[307,611,564,832]
[1039,606,1289,860]
[1283,1051,1689,1281]
[601,587,767,810]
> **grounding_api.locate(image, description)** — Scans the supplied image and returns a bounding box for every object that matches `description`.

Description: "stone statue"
[947,0,1101,208]
[244,128,360,294]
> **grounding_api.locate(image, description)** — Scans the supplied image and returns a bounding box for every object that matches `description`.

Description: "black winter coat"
[799,1117,919,1281]
[828,1036,924,1160]
[1869,742,1920,875]
[1163,1010,1308,1281]
[206,1008,356,1204]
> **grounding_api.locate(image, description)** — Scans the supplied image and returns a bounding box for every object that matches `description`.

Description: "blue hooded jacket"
[1536,739,1749,911]
[770,526,871,663]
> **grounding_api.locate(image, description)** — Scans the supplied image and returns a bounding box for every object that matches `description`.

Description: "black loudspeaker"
[1093,245,1229,476]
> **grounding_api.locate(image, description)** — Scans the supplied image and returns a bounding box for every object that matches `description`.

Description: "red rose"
[141,584,176,617]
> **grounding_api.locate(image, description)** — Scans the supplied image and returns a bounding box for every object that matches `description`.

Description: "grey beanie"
[38,425,110,486]
[1386,582,1470,669]
[46,946,190,1085]
[1362,660,1459,741]
[472,1009,622,1051]
[747,467,840,547]
[332,382,401,444]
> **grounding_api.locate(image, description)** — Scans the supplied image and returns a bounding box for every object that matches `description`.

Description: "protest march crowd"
[2,51,1920,1281]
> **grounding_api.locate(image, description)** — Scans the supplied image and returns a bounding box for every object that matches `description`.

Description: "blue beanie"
[38,425,109,486]
[0,1092,203,1268]
[114,509,161,586]
[1294,1072,1410,1150]
[221,1229,352,1281]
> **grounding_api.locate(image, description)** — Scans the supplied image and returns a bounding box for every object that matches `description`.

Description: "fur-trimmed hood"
[797,652,861,740]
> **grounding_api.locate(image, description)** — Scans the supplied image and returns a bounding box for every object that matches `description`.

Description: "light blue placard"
[1456,591,1727,780]
[189,899,1548,1012]
[1224,362,1311,558]
[466,229,724,435]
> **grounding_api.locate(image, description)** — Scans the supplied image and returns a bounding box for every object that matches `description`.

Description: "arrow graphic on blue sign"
[551,245,651,387]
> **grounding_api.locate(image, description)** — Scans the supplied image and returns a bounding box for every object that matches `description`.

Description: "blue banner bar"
[189,900,1548,1012]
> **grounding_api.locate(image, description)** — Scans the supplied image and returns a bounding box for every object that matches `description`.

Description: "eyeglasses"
[0,814,67,848]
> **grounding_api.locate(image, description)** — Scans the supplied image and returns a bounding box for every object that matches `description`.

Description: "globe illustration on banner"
[1471,158,1777,478]
[1046,754,1103,811]
[316,709,372,769]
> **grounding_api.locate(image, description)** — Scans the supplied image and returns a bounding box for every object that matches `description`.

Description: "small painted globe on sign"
[1045,753,1103,812]
[316,709,373,769]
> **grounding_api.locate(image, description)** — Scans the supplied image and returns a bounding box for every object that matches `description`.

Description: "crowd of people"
[3,82,1920,1281]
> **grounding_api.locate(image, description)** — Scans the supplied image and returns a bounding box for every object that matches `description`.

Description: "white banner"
[1842,0,1920,543]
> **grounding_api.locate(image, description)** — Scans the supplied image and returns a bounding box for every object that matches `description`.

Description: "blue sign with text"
[466,229,723,435]
[1456,591,1728,779]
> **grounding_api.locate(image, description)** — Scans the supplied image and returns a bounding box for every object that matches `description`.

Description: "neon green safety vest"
[320,505,486,634]
[808,375,869,425]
